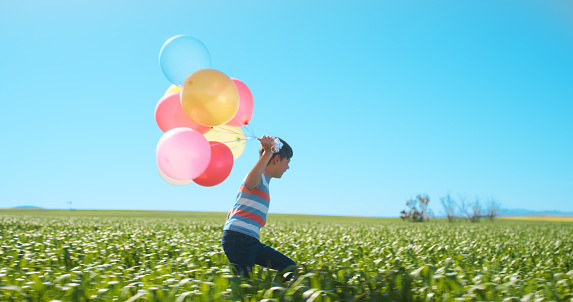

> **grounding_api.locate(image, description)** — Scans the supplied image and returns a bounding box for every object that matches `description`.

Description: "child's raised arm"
[244,135,275,190]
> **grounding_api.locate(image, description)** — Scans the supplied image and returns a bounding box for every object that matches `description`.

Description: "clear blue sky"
[1,0,572,217]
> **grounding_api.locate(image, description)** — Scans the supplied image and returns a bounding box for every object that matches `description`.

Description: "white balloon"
[157,164,193,186]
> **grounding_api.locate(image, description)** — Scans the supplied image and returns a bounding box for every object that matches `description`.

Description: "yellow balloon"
[180,69,239,127]
[164,84,180,95]
[204,125,246,160]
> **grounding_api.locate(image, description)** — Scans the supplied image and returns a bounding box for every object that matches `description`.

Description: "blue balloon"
[159,35,212,86]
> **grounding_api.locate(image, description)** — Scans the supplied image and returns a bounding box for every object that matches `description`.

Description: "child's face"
[273,156,290,178]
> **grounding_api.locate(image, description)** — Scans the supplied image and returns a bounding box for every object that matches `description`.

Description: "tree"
[466,199,481,223]
[439,194,500,222]
[484,198,500,221]
[400,195,433,222]
[440,194,456,222]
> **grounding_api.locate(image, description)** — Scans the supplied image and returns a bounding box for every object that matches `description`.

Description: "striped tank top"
[223,171,271,239]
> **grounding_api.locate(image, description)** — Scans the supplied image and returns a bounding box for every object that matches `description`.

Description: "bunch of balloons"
[154,35,255,187]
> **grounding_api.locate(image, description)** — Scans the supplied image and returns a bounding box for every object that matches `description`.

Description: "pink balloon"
[193,142,234,187]
[156,127,211,180]
[155,92,211,134]
[225,79,254,127]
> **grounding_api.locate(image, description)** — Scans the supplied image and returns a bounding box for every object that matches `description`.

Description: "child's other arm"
[244,136,274,190]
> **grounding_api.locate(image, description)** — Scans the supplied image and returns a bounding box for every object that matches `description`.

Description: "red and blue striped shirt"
[223,171,271,239]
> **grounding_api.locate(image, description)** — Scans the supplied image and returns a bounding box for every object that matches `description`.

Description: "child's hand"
[259,135,275,153]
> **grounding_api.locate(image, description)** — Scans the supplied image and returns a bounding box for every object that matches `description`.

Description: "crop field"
[501,216,573,223]
[1,209,572,301]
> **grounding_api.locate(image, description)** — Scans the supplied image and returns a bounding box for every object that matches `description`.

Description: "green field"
[1,209,572,301]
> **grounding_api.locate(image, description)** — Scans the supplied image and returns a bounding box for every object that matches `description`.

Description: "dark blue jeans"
[221,230,296,282]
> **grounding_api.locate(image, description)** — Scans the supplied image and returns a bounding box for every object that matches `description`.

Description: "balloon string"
[208,138,253,147]
[209,125,259,140]
[243,124,256,138]
[206,125,261,153]
[209,129,254,139]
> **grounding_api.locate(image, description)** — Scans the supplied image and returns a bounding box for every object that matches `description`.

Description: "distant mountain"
[499,208,573,217]
[12,206,44,209]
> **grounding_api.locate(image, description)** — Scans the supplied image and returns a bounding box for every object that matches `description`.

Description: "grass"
[0,208,399,224]
[1,208,572,301]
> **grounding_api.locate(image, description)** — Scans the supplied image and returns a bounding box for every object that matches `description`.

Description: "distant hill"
[12,206,44,209]
[499,208,573,217]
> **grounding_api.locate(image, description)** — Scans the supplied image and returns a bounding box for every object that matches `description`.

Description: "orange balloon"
[180,69,239,127]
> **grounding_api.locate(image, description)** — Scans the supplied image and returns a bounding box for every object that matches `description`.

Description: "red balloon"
[225,79,254,127]
[193,141,234,186]
[155,92,212,134]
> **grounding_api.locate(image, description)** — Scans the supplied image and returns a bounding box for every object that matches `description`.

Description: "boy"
[221,135,296,282]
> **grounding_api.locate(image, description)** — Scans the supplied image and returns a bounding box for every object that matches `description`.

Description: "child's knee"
[288,261,296,272]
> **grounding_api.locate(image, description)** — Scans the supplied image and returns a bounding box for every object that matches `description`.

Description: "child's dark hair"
[259,138,293,162]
